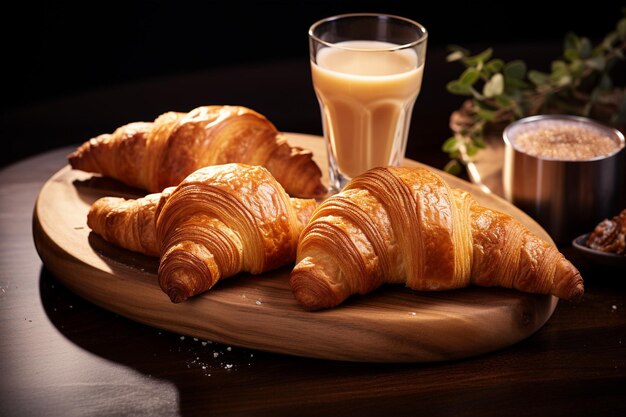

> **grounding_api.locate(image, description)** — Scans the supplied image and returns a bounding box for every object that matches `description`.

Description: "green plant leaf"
[555,75,572,87]
[504,60,527,79]
[464,48,493,66]
[476,108,497,121]
[442,136,459,153]
[446,51,464,62]
[551,60,568,78]
[568,59,584,77]
[473,136,487,148]
[504,77,530,90]
[528,70,549,86]
[564,48,580,61]
[459,67,481,85]
[579,37,592,58]
[444,160,462,175]
[474,100,497,111]
[447,44,470,55]
[591,45,604,57]
[485,59,504,74]
[466,142,479,157]
[441,12,626,177]
[446,80,473,95]
[483,73,504,98]
[495,94,514,108]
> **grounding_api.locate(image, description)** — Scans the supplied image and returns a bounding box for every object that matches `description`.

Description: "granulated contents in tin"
[512,121,619,160]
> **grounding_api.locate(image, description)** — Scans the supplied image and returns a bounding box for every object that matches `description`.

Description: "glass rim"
[308,13,428,52]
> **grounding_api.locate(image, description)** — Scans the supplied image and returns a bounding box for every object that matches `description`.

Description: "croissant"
[290,166,584,310]
[87,188,174,257]
[69,105,326,198]
[87,163,317,303]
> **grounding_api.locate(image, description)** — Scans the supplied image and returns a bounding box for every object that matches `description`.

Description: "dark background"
[2,0,623,168]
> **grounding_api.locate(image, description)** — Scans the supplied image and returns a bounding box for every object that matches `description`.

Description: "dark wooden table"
[1,54,625,417]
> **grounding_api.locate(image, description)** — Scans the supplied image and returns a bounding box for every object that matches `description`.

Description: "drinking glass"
[309,13,428,192]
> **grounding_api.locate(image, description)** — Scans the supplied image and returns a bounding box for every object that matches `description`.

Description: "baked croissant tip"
[167,288,188,304]
[290,271,340,311]
[292,292,327,311]
[567,279,585,303]
[67,152,80,167]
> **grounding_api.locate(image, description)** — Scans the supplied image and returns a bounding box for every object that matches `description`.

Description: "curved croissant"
[87,188,175,257]
[290,166,584,310]
[69,105,326,198]
[87,163,317,303]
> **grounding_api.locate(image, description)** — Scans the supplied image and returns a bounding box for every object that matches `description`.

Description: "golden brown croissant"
[87,188,174,257]
[290,166,584,310]
[87,163,317,303]
[69,105,326,198]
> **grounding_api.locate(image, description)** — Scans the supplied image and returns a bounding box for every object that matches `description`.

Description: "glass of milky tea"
[503,115,625,244]
[309,13,428,193]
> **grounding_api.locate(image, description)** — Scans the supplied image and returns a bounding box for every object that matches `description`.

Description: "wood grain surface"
[32,133,557,362]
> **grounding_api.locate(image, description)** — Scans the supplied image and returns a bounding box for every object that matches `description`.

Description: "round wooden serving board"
[33,133,557,362]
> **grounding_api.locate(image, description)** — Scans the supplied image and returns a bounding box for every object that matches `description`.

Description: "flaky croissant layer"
[87,163,317,303]
[290,166,583,310]
[69,105,326,198]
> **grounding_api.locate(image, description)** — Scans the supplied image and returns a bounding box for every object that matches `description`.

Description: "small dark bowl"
[572,233,626,269]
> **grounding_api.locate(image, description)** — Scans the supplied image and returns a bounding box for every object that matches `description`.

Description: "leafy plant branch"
[442,12,626,175]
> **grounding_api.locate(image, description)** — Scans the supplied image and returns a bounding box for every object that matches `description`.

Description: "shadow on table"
[38,259,626,417]
[37,266,410,416]
[37,265,529,417]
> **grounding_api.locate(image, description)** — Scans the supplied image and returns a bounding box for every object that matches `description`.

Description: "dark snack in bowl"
[586,209,626,255]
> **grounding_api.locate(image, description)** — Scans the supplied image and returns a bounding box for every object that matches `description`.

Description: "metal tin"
[503,114,625,244]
